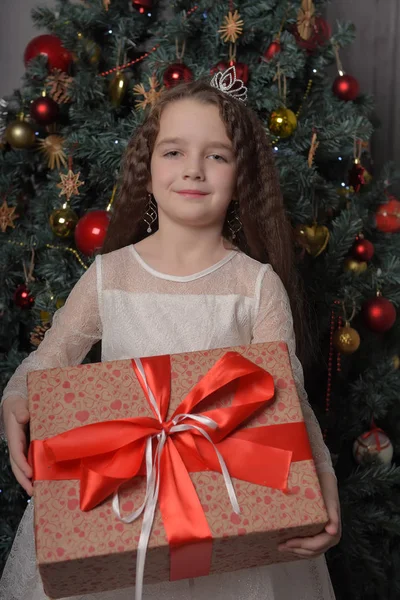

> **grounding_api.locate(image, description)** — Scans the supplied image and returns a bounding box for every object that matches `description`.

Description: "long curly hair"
[101,80,312,364]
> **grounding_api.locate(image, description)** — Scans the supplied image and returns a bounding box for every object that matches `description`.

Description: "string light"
[7,240,89,270]
[295,78,313,118]
[324,299,342,441]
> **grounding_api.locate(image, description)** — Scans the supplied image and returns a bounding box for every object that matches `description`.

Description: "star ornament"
[0,199,19,232]
[219,10,244,44]
[297,0,316,40]
[57,169,84,201]
[39,134,68,170]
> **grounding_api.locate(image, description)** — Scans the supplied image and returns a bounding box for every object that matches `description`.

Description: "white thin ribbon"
[111,358,241,600]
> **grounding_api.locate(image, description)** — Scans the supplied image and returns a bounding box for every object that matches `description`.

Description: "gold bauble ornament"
[294,222,329,257]
[74,33,101,64]
[40,298,65,324]
[85,39,101,64]
[49,205,79,238]
[392,355,400,370]
[109,71,129,107]
[333,323,360,355]
[5,113,36,149]
[343,257,368,275]
[269,107,297,138]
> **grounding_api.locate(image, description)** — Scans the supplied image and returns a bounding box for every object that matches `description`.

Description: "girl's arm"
[1,261,101,494]
[1,260,102,415]
[251,265,335,477]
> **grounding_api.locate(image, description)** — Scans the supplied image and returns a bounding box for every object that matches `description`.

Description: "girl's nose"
[183,157,205,180]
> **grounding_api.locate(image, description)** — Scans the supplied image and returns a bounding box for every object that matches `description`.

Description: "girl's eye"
[208,154,227,162]
[164,151,181,158]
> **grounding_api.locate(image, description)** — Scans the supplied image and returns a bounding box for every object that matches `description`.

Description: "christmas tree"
[0,0,160,572]
[1,1,400,599]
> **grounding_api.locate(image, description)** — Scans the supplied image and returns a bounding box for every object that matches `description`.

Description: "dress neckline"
[130,245,237,282]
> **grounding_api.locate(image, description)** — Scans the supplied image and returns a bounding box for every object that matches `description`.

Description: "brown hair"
[101,80,312,364]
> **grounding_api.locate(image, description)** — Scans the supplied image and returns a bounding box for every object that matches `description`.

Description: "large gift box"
[28,342,328,599]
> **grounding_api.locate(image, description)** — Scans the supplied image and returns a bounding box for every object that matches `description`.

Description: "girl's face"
[149,99,237,231]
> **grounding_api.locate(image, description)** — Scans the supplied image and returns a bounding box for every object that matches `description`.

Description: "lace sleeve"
[1,261,102,415]
[251,265,335,477]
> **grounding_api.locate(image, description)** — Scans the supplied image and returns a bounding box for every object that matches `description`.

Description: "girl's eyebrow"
[156,137,233,152]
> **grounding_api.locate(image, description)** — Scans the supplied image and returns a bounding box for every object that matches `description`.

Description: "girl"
[1,68,340,600]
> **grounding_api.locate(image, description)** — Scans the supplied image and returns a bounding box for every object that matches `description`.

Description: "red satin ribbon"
[30,351,312,581]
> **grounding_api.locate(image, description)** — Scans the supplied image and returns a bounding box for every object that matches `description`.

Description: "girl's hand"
[2,395,33,496]
[278,471,341,558]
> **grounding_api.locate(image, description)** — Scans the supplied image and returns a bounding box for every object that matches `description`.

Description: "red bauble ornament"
[30,96,59,125]
[362,296,396,333]
[375,196,400,233]
[74,210,111,256]
[132,0,152,13]
[261,41,281,62]
[352,238,374,262]
[24,35,73,73]
[163,63,194,88]
[293,16,331,52]
[210,60,249,85]
[332,74,359,101]
[13,284,35,309]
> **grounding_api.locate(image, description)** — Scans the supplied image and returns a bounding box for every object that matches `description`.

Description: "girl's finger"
[281,532,333,552]
[281,547,320,558]
[325,520,339,536]
[9,456,33,496]
[324,498,340,534]
[12,441,33,478]
[8,420,32,478]
[14,406,30,425]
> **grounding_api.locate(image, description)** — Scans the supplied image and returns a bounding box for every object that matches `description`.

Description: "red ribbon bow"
[30,351,312,582]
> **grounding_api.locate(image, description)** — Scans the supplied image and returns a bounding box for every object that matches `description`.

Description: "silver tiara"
[210,65,248,103]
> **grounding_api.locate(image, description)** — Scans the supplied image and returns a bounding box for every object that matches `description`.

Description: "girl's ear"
[146,180,153,194]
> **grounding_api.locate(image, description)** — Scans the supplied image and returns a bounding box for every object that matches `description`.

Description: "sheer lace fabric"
[0,245,335,599]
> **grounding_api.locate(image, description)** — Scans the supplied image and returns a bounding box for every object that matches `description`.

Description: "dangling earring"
[227,201,242,239]
[143,193,157,233]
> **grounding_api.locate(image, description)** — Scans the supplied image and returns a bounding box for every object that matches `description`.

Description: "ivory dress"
[0,245,336,600]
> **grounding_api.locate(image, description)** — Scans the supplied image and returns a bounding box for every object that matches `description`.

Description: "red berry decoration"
[293,16,331,52]
[132,0,152,12]
[362,296,396,333]
[24,34,73,73]
[375,196,400,233]
[261,41,281,62]
[30,96,59,125]
[74,210,111,256]
[14,284,35,309]
[210,60,249,85]
[332,74,360,101]
[163,63,194,88]
[352,238,374,262]
[349,161,370,192]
